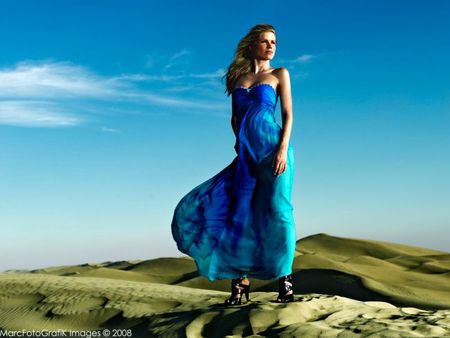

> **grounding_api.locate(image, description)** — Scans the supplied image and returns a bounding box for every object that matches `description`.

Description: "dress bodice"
[232,83,278,118]
[232,83,278,134]
[231,83,282,164]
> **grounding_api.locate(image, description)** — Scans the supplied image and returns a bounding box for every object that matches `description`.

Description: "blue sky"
[1,0,449,271]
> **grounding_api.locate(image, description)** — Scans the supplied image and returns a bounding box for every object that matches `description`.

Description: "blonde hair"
[223,24,276,96]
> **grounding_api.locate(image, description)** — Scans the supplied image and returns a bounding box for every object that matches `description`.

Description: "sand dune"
[0,233,449,337]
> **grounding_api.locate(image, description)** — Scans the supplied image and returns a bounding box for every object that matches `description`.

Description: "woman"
[171,23,296,305]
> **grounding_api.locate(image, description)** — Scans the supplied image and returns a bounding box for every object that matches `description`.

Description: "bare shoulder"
[272,67,291,94]
[272,67,290,83]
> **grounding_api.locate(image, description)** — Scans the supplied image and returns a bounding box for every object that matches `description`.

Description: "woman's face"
[250,31,276,60]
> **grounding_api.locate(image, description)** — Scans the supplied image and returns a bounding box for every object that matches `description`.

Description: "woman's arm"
[273,67,293,176]
[278,67,293,153]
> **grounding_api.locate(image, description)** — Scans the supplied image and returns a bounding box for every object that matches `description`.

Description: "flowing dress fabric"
[171,83,296,282]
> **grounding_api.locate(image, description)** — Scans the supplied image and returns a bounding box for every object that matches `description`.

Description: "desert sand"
[0,233,449,337]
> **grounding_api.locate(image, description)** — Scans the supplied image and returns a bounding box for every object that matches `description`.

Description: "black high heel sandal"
[276,274,294,303]
[224,277,251,305]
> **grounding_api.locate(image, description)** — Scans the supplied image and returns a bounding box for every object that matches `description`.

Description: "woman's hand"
[272,147,287,176]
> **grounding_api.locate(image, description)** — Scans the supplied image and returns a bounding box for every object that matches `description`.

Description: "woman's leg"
[224,275,251,305]
[241,277,250,285]
[276,274,294,302]
[241,274,250,285]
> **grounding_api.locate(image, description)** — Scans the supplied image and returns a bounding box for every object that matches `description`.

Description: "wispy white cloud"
[101,126,120,133]
[294,54,314,63]
[0,60,124,98]
[0,100,84,127]
[0,59,228,128]
[278,53,316,65]
[164,49,194,70]
[109,73,186,82]
[189,68,226,79]
[277,53,318,80]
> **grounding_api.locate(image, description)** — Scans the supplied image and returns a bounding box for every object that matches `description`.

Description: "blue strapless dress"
[171,83,296,282]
